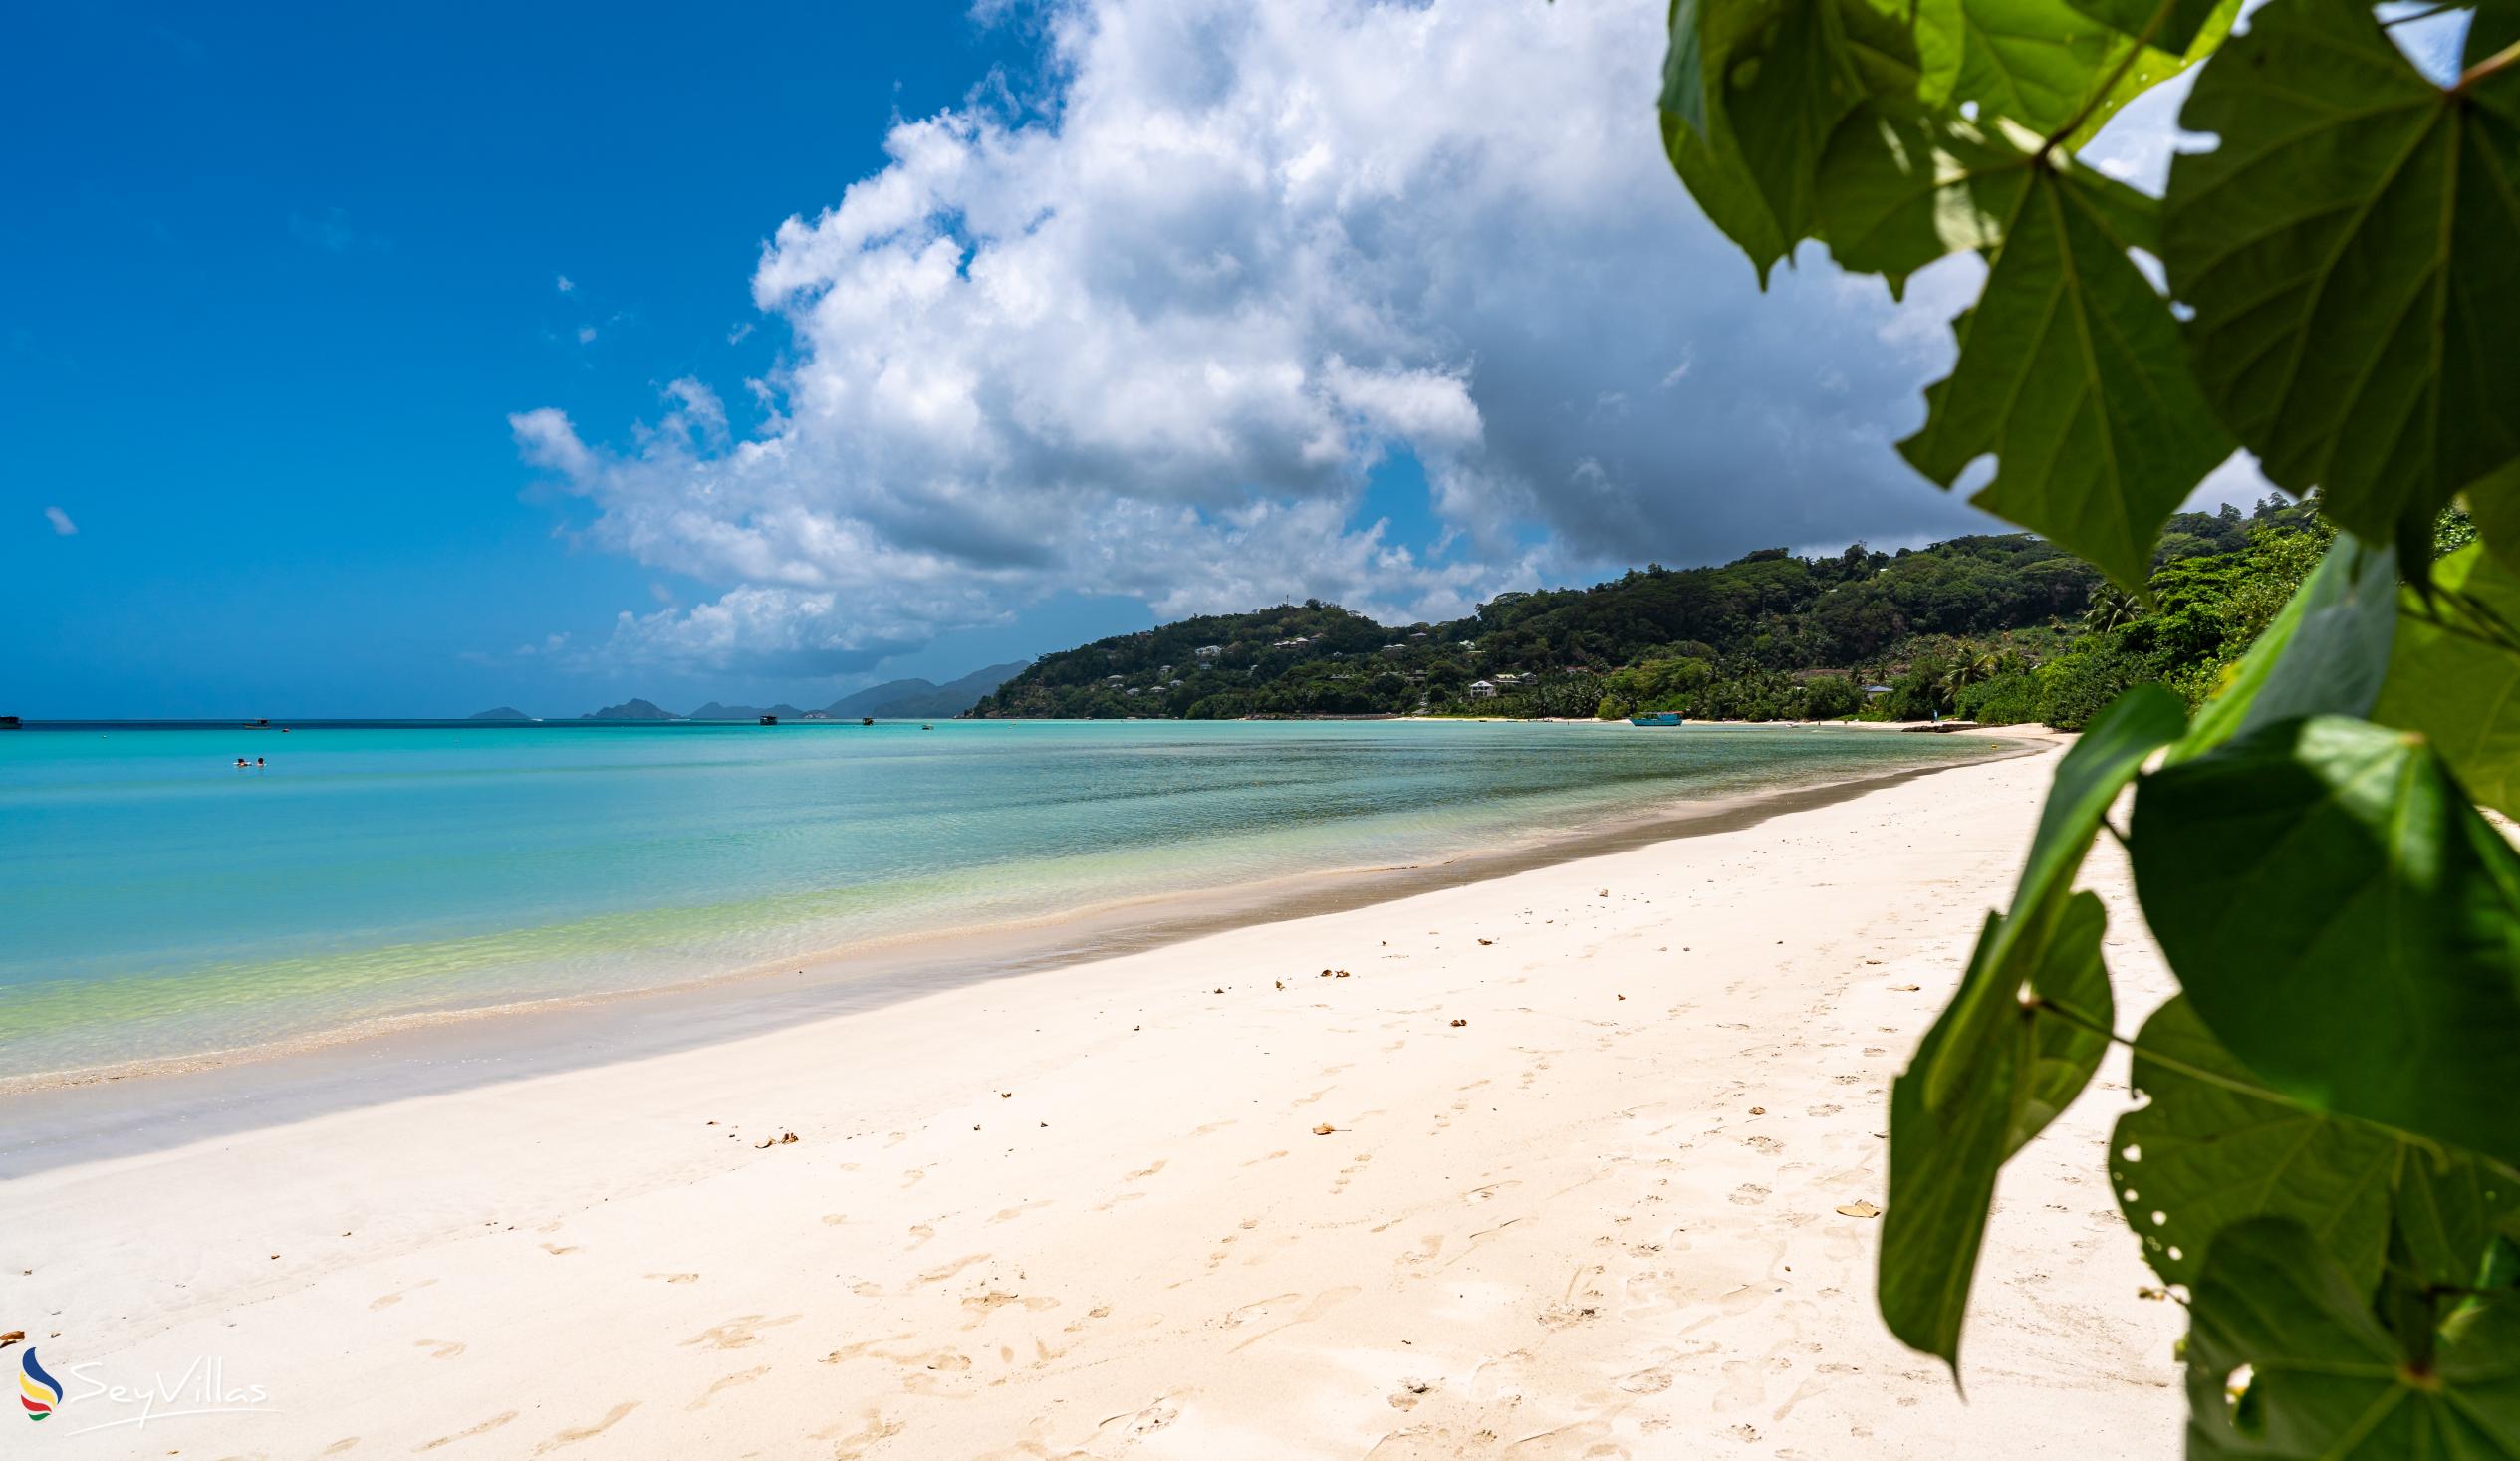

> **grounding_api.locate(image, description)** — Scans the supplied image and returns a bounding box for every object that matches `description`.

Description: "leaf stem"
[2040,0,2175,160]
[2030,995,2520,1185]
[2462,36,2520,91]
[2028,995,2288,1102]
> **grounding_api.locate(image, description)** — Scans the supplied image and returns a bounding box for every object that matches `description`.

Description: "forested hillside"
[970,500,2323,726]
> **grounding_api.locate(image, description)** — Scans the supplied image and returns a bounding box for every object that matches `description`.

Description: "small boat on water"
[1628,712,1684,727]
[759,715,778,725]
[861,716,875,726]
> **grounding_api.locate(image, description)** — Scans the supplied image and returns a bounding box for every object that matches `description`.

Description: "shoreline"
[0,732,2038,1175]
[3,730,2184,1458]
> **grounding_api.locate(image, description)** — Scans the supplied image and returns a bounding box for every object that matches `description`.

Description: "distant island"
[476,660,1030,725]
[972,503,2319,730]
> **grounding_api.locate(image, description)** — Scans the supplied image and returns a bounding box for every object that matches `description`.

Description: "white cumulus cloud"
[514,0,2001,675]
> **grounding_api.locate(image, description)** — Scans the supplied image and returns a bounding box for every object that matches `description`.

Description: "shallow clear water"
[0,720,1993,1078]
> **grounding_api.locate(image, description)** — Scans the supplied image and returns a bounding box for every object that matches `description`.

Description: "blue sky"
[8,0,2259,718]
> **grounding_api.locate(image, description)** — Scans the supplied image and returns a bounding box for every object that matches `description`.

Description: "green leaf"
[2059,0,2225,55]
[2374,544,2520,820]
[1662,0,1966,281]
[1954,0,2235,142]
[2131,716,2520,1168]
[1663,0,1712,139]
[1898,163,2232,592]
[1814,111,2040,295]
[2466,458,2520,575]
[2394,1143,2520,1292]
[2162,0,2520,555]
[2113,996,2398,1290]
[1882,891,2112,1370]
[1920,681,2181,1108]
[2174,534,2399,764]
[2470,0,2520,71]
[2185,1218,2520,1458]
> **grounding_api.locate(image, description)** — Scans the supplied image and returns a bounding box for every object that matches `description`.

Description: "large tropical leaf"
[1882,891,2112,1370]
[1663,0,1965,281]
[2059,0,2227,55]
[2131,716,2520,1167]
[1918,682,2180,1108]
[2173,534,2398,764]
[2373,544,2520,820]
[1816,111,2041,295]
[1954,0,2235,143]
[2162,0,2520,557]
[2113,997,2397,1290]
[2185,1219,2520,1457]
[1899,163,2232,592]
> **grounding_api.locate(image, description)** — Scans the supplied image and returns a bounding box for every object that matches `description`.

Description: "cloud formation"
[515,0,2056,674]
[44,506,78,536]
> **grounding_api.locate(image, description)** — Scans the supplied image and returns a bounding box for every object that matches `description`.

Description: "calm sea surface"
[0,720,1994,1079]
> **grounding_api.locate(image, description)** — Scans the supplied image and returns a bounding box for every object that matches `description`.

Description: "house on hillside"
[1466,679,1498,700]
[1194,645,1224,659]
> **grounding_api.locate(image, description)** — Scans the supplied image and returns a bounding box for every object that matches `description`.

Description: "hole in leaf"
[2120,1144,2142,1163]
[2225,1365,2262,1437]
[2124,1188,2140,1202]
[2167,1245,2183,1262]
[2151,1211,2167,1226]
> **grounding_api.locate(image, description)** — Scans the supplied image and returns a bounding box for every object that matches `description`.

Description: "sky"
[6,0,2292,718]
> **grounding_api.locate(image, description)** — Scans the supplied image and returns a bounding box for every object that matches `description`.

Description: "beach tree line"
[974,521,2338,723]
[1658,0,2520,1443]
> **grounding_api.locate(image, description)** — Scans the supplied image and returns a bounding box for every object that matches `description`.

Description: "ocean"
[0,719,1996,1080]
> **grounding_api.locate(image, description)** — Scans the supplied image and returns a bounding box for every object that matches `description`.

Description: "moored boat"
[1628,711,1684,727]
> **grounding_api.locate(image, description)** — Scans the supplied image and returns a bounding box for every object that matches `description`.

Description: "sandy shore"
[2,737,2181,1457]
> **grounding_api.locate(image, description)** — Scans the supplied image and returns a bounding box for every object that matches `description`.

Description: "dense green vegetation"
[973,502,2323,726]
[1656,0,2520,1438]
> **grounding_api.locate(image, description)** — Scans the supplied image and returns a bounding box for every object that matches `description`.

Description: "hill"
[829,661,1029,719]
[467,706,532,721]
[580,698,677,720]
[968,505,2317,724]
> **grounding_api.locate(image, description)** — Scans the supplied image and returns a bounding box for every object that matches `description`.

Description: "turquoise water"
[0,721,1994,1079]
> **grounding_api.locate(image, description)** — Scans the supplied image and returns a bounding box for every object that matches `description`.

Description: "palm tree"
[2085,583,2142,634]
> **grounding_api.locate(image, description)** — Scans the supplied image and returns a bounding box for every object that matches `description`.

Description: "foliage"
[974,534,2110,720]
[1658,0,2520,1436]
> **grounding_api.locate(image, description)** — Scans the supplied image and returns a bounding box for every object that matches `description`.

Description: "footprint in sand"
[1729,1183,1771,1206]
[1126,1158,1168,1182]
[680,1314,800,1351]
[989,1199,1054,1225]
[906,1223,936,1249]
[532,1402,637,1454]
[900,1167,927,1190]
[417,1411,516,1451]
[540,1243,580,1256]
[644,1273,700,1285]
[914,1253,991,1287]
[687,1365,771,1411]
[370,1279,436,1310]
[1241,1149,1289,1167]
[413,1339,467,1359]
[1226,1287,1359,1352]
[1743,1135,1785,1155]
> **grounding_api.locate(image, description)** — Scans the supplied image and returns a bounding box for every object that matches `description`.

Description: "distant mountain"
[553,662,1027,725]
[468,706,533,721]
[580,697,678,721]
[687,702,810,720]
[827,661,1028,720]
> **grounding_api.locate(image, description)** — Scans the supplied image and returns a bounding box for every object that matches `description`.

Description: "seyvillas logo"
[19,1347,61,1421]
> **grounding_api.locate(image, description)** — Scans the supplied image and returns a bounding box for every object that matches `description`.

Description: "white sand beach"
[4,738,2182,1457]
